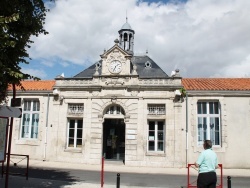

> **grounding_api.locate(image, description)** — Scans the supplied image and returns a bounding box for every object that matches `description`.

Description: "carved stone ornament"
[105,78,125,85]
[131,90,139,96]
[107,50,126,65]
[111,97,117,103]
[91,91,99,96]
[132,64,138,75]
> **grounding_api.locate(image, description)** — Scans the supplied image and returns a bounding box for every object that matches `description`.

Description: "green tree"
[0,0,49,103]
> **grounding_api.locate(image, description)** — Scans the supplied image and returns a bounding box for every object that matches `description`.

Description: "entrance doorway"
[102,119,125,161]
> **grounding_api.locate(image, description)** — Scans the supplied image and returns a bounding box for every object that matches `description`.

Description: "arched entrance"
[102,105,125,161]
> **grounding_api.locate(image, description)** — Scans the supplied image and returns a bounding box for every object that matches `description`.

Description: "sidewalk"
[29,159,187,175]
[29,159,250,177]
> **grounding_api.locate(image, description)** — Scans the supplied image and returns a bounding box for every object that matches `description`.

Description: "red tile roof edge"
[182,78,250,91]
[8,80,55,91]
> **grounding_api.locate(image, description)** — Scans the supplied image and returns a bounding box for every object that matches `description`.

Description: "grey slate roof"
[73,60,102,78]
[132,56,169,78]
[73,56,169,79]
[120,22,133,30]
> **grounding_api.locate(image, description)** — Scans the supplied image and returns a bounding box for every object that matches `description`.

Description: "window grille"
[148,104,165,115]
[68,104,84,115]
[106,105,125,115]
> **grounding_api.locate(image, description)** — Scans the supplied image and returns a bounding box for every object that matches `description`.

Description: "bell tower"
[118,18,135,54]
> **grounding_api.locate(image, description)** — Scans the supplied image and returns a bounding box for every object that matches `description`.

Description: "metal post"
[227,176,231,188]
[101,156,104,188]
[187,164,190,187]
[1,162,3,178]
[26,155,29,180]
[220,164,223,188]
[5,83,16,188]
[116,173,120,188]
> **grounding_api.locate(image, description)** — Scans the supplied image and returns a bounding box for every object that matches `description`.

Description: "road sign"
[0,106,22,118]
[11,98,21,107]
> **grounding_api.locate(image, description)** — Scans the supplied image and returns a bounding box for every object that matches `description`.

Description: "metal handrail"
[2,154,29,180]
[187,163,223,188]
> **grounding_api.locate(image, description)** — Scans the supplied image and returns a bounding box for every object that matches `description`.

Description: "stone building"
[7,21,250,168]
[183,78,250,169]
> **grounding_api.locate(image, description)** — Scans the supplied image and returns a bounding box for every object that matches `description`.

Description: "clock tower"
[118,18,135,54]
[100,20,135,76]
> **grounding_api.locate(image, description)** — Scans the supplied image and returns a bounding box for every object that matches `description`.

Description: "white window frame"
[21,99,40,139]
[147,120,165,152]
[67,119,83,148]
[197,101,221,146]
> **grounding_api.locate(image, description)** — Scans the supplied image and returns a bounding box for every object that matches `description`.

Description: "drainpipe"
[43,93,50,161]
[185,93,188,167]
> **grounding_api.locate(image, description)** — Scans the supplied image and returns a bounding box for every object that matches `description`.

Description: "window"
[148,120,164,151]
[21,100,40,139]
[106,105,125,115]
[67,119,83,148]
[148,104,165,115]
[197,101,221,146]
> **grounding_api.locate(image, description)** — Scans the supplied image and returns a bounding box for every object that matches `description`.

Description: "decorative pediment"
[100,42,132,76]
[100,41,132,59]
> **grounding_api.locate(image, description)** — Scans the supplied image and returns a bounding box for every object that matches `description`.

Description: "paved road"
[1,159,250,187]
[1,165,250,188]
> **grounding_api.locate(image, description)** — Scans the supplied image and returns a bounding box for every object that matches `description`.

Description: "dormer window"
[96,62,101,69]
[145,61,152,68]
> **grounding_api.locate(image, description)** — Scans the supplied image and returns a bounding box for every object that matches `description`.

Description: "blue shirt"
[196,149,218,173]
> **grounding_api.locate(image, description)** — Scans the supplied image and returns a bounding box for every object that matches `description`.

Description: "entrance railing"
[187,164,223,188]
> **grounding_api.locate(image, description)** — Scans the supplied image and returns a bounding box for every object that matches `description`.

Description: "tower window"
[124,33,128,41]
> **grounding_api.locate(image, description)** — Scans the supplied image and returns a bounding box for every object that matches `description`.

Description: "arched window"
[124,33,128,41]
[105,105,125,115]
[119,34,123,45]
[129,34,133,50]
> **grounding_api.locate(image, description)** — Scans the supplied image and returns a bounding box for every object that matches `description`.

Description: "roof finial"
[126,10,128,23]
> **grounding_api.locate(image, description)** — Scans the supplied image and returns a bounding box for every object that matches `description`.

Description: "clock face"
[109,60,122,73]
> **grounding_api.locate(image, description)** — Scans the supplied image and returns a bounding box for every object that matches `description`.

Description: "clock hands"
[113,65,118,72]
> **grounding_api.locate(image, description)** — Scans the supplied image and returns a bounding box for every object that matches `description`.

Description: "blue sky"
[23,0,250,79]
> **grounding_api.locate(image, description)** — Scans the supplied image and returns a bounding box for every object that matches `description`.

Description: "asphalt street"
[0,160,250,188]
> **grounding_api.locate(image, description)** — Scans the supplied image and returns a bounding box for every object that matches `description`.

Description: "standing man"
[195,140,218,188]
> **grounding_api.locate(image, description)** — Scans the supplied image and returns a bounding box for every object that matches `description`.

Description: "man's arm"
[195,162,200,168]
[195,151,204,168]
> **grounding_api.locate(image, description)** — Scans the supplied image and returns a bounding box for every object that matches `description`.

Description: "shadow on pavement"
[0,166,80,188]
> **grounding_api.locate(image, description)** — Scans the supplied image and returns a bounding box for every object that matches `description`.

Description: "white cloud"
[223,55,250,77]
[41,60,54,67]
[22,68,48,79]
[28,0,250,78]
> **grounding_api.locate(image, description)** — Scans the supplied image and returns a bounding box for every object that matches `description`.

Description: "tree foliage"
[0,0,49,103]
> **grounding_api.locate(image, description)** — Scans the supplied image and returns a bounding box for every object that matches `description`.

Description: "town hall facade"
[7,21,250,169]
